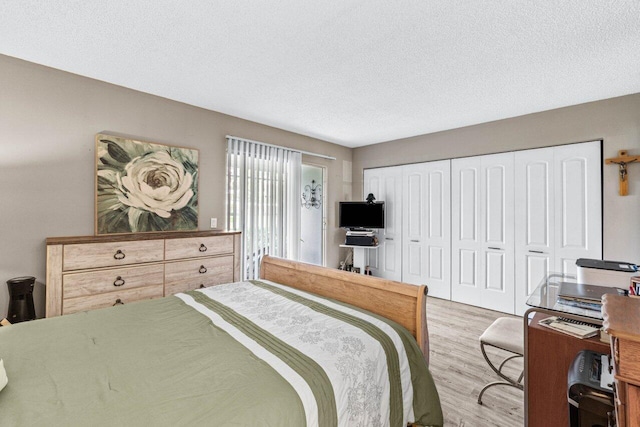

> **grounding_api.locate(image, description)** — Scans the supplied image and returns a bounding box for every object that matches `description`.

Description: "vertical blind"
[226,137,301,280]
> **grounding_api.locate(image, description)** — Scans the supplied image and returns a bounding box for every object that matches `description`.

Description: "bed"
[0,256,443,426]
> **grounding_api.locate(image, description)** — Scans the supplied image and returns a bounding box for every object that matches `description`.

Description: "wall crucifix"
[605,150,640,196]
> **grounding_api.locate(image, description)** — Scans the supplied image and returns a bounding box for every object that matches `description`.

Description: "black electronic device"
[345,235,376,246]
[7,276,36,323]
[338,201,385,229]
[567,350,614,427]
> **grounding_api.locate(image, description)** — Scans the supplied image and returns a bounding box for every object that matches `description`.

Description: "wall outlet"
[210,218,218,229]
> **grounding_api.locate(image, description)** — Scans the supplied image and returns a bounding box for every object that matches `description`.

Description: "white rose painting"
[95,134,198,234]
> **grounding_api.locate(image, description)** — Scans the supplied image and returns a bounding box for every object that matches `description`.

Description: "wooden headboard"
[259,256,431,365]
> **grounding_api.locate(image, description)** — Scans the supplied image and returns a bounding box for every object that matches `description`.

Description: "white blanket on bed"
[177,279,418,427]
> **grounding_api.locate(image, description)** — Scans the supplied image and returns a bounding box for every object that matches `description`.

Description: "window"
[226,137,301,279]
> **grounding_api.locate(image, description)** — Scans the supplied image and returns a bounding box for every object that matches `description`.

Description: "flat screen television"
[338,201,385,229]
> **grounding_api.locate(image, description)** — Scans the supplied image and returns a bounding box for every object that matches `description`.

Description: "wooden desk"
[526,312,610,427]
[602,294,640,427]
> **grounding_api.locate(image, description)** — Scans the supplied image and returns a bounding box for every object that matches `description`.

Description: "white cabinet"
[514,141,602,315]
[364,166,403,281]
[452,153,515,313]
[401,161,451,299]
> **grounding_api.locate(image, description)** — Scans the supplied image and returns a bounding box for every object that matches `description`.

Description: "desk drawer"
[617,338,640,381]
[63,240,164,270]
[164,256,234,295]
[63,264,164,299]
[164,235,233,260]
[63,284,163,314]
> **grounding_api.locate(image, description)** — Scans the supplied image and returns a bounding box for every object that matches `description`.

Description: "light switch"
[210,218,218,229]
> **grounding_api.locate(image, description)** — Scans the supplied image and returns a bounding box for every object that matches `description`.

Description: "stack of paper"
[538,316,600,339]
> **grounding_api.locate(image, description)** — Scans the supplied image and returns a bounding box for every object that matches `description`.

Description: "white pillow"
[0,358,7,392]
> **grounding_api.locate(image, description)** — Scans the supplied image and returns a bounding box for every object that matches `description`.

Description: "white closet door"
[402,164,425,285]
[363,169,382,274]
[401,161,451,298]
[452,157,483,305]
[480,153,515,313]
[424,161,451,299]
[554,141,602,276]
[364,166,402,281]
[514,148,555,315]
[452,154,514,313]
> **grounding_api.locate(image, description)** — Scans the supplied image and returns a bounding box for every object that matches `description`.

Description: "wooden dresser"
[46,231,241,317]
[602,294,640,427]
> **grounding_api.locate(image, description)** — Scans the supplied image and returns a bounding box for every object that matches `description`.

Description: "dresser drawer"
[164,256,234,295]
[63,285,163,315]
[164,235,234,261]
[63,240,164,271]
[63,264,165,299]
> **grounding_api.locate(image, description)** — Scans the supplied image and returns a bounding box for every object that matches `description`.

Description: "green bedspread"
[0,280,442,426]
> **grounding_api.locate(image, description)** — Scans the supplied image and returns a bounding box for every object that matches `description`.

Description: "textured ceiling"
[1,1,639,148]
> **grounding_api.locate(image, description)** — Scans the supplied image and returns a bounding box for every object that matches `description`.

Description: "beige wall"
[0,54,351,318]
[353,93,640,265]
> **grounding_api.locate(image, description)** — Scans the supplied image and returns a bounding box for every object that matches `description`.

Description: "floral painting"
[95,134,198,234]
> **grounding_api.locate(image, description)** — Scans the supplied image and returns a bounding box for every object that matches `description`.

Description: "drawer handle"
[113,276,125,287]
[199,265,207,274]
[113,299,124,306]
[114,250,125,260]
[199,244,207,252]
[411,240,420,243]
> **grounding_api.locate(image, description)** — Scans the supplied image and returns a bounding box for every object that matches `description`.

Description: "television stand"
[339,244,379,275]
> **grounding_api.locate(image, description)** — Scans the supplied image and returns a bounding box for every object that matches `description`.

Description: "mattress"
[0,279,442,426]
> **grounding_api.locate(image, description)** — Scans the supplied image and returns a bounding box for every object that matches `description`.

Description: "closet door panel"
[363,169,382,274]
[424,161,451,299]
[480,153,515,313]
[554,141,602,277]
[400,160,451,297]
[384,170,403,239]
[384,167,404,281]
[459,249,477,286]
[485,250,506,291]
[525,254,550,293]
[429,247,444,281]
[485,165,507,246]
[402,167,425,284]
[515,148,555,315]
[459,167,479,242]
[383,240,400,274]
[428,171,445,238]
[365,166,403,281]
[526,161,553,247]
[452,158,483,305]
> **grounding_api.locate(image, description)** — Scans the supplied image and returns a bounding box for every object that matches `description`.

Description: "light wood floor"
[426,297,524,427]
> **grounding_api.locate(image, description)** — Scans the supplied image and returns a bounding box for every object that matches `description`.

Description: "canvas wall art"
[95,134,199,234]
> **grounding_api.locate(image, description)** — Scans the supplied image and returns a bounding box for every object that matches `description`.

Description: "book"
[538,316,600,339]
